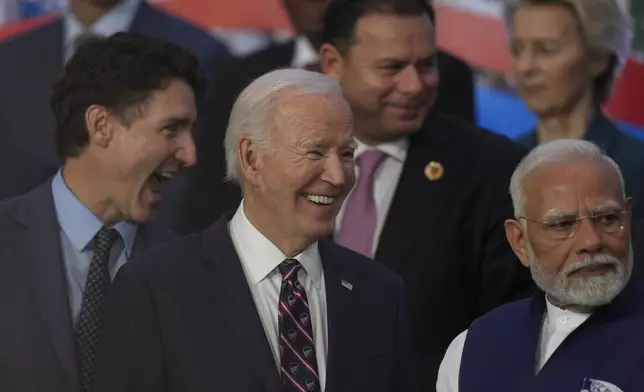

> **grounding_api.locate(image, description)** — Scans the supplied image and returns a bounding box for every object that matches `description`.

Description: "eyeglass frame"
[516,209,630,240]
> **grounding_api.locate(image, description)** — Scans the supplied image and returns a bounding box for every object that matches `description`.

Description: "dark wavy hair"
[51,32,208,158]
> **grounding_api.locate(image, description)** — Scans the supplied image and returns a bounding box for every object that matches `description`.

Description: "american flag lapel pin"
[341,280,353,291]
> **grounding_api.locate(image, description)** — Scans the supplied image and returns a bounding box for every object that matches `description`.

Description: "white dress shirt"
[229,202,328,390]
[335,137,409,258]
[291,35,318,68]
[436,296,591,392]
[63,0,141,62]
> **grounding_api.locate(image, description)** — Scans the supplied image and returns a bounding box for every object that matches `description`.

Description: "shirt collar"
[544,295,591,333]
[63,0,141,60]
[229,202,323,288]
[51,169,138,257]
[291,36,318,68]
[354,137,409,163]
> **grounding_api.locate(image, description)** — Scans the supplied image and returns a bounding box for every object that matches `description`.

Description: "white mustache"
[563,254,621,276]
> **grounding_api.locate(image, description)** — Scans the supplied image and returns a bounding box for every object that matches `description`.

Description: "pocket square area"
[581,377,624,392]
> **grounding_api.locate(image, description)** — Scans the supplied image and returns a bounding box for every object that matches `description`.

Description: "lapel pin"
[424,161,444,181]
[341,280,353,291]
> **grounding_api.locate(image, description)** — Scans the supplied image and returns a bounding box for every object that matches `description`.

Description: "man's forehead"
[352,12,434,48]
[524,160,623,215]
[276,93,349,117]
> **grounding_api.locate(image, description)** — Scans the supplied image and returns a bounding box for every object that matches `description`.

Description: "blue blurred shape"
[19,1,47,18]
[476,85,644,141]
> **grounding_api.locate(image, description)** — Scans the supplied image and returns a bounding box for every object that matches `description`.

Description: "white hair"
[224,68,344,184]
[504,0,632,103]
[509,139,625,218]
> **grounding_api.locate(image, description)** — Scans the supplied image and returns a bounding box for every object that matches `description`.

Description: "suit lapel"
[200,215,282,392]
[375,114,459,272]
[14,181,80,392]
[131,223,173,258]
[319,240,360,390]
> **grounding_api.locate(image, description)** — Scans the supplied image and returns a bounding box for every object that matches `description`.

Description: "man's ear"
[320,43,345,82]
[505,218,531,268]
[238,136,263,186]
[85,105,114,149]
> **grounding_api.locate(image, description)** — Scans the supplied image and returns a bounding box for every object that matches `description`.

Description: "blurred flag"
[0,0,20,25]
[0,0,64,26]
[19,0,63,18]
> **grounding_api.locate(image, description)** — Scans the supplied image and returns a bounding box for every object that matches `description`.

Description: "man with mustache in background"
[438,139,644,392]
[318,0,533,386]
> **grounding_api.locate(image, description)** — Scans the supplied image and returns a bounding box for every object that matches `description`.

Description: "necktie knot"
[358,149,386,178]
[278,259,302,281]
[93,227,119,254]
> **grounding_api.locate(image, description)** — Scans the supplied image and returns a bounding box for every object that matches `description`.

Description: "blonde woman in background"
[506,0,644,219]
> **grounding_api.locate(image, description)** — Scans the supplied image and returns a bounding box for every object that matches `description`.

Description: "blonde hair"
[504,0,632,104]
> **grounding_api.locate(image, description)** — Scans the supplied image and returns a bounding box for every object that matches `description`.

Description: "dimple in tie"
[277,259,320,392]
[336,149,386,257]
[75,227,119,392]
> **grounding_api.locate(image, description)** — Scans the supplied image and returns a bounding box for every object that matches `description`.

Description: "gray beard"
[527,241,633,310]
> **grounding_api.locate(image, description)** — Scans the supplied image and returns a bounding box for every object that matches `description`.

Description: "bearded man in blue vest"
[437,138,643,392]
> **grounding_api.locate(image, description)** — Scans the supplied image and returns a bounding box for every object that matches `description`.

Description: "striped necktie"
[277,259,320,392]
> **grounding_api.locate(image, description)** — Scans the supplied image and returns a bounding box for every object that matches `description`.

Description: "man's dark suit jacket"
[95,212,419,392]
[0,2,231,217]
[176,40,476,234]
[0,179,174,392]
[365,112,533,386]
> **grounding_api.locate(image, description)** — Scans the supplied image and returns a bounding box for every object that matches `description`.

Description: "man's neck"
[536,93,595,144]
[546,294,594,314]
[69,0,116,28]
[62,160,123,226]
[242,196,313,258]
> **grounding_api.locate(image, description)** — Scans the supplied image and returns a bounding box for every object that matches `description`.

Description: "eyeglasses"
[517,210,629,240]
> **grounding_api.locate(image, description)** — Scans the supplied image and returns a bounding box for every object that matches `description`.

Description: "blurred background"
[2,0,642,141]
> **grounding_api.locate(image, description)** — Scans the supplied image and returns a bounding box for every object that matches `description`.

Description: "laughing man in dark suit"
[95,68,419,392]
[0,33,206,392]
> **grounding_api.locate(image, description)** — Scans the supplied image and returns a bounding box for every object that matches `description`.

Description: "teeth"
[156,171,176,180]
[306,194,335,205]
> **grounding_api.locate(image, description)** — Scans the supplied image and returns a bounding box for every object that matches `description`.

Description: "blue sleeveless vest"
[459,282,644,392]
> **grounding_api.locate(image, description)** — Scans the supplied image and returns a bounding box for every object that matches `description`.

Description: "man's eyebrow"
[160,116,193,128]
[593,200,622,213]
[302,140,326,149]
[542,209,576,220]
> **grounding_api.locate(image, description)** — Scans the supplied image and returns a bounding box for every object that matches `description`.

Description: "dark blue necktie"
[277,259,320,392]
[75,227,119,392]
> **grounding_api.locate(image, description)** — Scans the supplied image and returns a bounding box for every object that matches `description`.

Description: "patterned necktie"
[336,149,386,257]
[277,259,320,392]
[75,227,119,392]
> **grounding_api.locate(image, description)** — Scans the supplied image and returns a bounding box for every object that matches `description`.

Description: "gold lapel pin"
[424,161,444,181]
